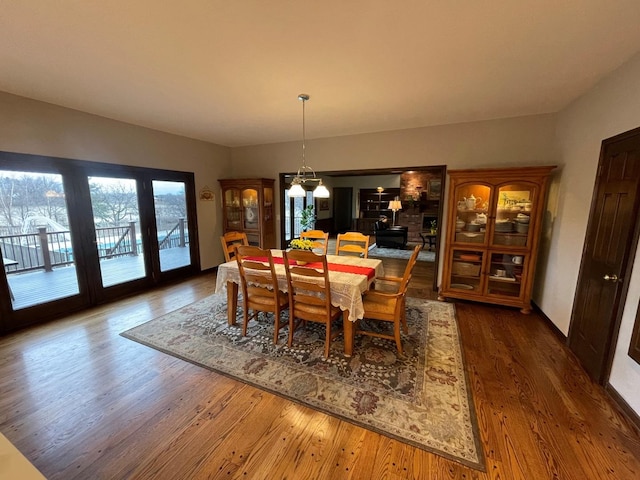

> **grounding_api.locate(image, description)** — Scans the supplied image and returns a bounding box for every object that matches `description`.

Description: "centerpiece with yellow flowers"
[289,238,314,251]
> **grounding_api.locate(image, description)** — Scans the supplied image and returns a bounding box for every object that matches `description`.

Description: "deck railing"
[1,219,188,274]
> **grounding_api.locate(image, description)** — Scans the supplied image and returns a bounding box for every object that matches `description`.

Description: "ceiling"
[1,1,639,148]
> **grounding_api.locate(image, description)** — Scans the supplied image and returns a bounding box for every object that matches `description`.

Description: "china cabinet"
[218,178,275,249]
[438,166,555,313]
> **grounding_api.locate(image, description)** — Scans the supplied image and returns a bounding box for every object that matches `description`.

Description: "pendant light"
[288,94,329,198]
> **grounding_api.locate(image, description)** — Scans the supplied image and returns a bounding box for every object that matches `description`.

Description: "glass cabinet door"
[448,249,484,293]
[486,252,525,298]
[263,186,273,223]
[224,188,242,230]
[242,188,259,231]
[453,183,491,245]
[491,183,536,248]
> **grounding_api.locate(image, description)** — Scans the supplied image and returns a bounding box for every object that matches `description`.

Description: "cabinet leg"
[520,307,532,314]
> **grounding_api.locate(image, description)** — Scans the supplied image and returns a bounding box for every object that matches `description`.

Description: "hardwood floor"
[1,257,639,479]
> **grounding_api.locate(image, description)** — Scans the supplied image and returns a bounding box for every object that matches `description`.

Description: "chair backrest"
[235,245,279,303]
[282,249,333,322]
[397,245,422,295]
[299,230,330,255]
[335,232,370,258]
[221,231,249,262]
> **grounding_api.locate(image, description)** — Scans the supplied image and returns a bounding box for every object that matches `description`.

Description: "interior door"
[569,127,640,383]
[333,187,353,234]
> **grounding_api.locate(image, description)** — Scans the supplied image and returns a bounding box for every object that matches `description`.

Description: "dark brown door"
[569,127,640,383]
[333,187,353,234]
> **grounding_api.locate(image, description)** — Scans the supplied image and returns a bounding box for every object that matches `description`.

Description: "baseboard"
[605,383,640,436]
[531,300,566,342]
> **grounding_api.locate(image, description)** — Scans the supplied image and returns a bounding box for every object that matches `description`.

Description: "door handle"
[603,274,619,282]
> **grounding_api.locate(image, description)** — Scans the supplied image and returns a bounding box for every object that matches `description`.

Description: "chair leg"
[324,321,331,358]
[288,310,296,348]
[273,310,280,344]
[401,310,409,334]
[242,303,250,337]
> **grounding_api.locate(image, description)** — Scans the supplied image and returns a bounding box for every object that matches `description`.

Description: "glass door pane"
[89,176,146,287]
[0,170,80,309]
[492,183,536,247]
[224,188,242,231]
[152,180,191,272]
[486,252,525,298]
[448,249,484,293]
[453,183,491,245]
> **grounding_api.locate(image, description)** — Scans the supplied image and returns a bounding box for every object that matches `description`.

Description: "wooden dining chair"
[283,249,343,358]
[235,245,289,344]
[221,231,249,262]
[299,229,330,255]
[335,231,370,258]
[356,244,421,355]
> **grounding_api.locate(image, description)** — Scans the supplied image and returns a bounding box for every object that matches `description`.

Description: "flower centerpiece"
[289,238,315,265]
[289,238,314,251]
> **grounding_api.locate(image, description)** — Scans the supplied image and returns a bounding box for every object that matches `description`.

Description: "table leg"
[343,311,355,357]
[418,232,426,250]
[226,281,238,326]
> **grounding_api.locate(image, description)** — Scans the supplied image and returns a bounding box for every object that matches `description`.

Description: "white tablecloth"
[215,250,384,322]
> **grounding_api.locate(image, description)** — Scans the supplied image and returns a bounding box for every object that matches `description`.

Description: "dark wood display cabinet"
[438,166,555,313]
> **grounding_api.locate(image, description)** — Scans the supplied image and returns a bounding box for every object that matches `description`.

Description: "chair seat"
[362,293,397,316]
[247,288,288,308]
[295,302,341,317]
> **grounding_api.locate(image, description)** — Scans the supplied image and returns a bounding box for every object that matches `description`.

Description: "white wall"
[0,92,232,268]
[544,52,640,413]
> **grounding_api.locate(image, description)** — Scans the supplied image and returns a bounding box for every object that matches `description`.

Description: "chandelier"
[288,94,330,198]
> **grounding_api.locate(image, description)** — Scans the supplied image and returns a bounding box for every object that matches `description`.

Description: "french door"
[0,153,199,333]
[283,188,314,245]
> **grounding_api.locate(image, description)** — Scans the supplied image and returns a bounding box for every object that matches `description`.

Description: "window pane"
[89,176,145,287]
[1,170,80,308]
[153,180,191,271]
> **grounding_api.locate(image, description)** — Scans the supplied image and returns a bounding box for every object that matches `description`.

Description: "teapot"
[465,194,482,210]
[475,213,487,224]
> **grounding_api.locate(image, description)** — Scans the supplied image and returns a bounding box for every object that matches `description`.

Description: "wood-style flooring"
[1,256,639,479]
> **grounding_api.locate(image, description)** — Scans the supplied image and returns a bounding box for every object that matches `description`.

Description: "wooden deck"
[6,247,191,310]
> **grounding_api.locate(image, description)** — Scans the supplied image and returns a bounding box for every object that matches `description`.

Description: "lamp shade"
[289,183,305,198]
[313,183,330,198]
[388,199,403,212]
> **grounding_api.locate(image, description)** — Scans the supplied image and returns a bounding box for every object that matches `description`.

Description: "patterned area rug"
[121,295,484,470]
[369,244,436,262]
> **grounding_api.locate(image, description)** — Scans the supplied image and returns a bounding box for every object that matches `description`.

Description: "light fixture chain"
[302,95,306,169]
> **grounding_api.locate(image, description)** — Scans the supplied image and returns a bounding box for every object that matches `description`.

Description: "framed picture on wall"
[317,198,329,211]
[428,178,441,199]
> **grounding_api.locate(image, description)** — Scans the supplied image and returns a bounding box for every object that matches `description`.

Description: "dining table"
[214,249,384,357]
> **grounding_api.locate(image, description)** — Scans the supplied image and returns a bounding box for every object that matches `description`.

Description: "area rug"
[121,294,484,470]
[369,244,435,262]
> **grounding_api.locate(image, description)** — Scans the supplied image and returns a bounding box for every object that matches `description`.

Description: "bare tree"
[90,181,138,227]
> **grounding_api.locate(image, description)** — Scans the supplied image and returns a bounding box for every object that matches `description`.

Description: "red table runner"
[244,256,375,280]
